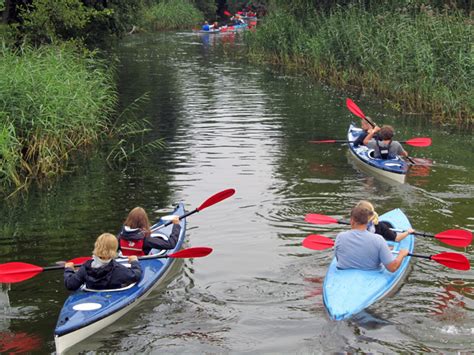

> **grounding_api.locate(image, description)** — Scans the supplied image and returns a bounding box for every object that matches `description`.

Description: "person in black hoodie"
[64,233,142,291]
[117,207,181,256]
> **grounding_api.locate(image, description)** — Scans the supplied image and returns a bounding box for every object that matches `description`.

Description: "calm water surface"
[0,32,473,353]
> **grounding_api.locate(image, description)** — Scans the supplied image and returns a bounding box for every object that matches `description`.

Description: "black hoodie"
[64,259,142,291]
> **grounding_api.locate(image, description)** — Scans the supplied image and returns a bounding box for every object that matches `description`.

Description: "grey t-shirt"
[335,229,395,270]
[367,139,406,158]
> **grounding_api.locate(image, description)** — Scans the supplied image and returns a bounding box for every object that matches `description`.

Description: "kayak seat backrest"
[81,282,136,293]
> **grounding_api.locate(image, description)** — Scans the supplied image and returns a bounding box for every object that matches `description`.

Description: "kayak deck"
[323,208,415,321]
[54,203,186,353]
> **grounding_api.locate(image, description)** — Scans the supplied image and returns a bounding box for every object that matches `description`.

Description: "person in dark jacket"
[117,207,181,256]
[64,233,142,291]
[356,201,414,242]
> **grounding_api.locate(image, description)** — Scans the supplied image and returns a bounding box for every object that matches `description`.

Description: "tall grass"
[142,0,204,31]
[245,7,473,125]
[0,43,117,190]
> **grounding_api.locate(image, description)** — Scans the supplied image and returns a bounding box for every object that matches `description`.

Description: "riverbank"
[244,5,473,126]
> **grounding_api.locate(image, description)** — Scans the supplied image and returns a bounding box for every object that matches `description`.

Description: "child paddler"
[64,233,142,291]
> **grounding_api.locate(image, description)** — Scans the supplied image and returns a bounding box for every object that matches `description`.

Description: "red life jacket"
[120,238,145,256]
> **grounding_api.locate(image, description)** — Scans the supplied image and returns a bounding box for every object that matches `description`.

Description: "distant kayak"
[220,23,248,32]
[195,28,221,34]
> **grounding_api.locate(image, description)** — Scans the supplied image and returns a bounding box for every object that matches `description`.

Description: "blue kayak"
[348,124,409,183]
[323,208,415,321]
[197,28,221,34]
[220,23,248,32]
[54,203,186,353]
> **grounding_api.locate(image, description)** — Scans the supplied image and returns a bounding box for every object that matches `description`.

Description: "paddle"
[152,188,236,231]
[309,137,432,147]
[0,247,213,284]
[346,98,376,128]
[302,235,470,270]
[304,213,472,248]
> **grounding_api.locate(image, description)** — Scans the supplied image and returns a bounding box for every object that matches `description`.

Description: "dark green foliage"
[192,0,216,19]
[142,0,204,31]
[0,43,117,189]
[247,3,473,123]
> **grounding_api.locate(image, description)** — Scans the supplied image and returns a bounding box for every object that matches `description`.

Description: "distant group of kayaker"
[64,207,181,291]
[201,13,246,32]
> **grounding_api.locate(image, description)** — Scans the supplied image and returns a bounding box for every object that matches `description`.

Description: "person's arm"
[145,217,181,250]
[353,132,368,147]
[395,228,415,242]
[64,263,87,291]
[363,126,380,145]
[127,256,142,282]
[393,141,408,157]
[385,249,409,272]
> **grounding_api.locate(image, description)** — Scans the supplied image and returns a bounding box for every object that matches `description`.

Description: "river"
[0,31,472,353]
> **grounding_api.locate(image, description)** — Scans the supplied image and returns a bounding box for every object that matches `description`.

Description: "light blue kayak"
[323,208,415,320]
[54,203,186,353]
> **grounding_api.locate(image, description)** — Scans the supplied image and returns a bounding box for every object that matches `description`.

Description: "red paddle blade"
[169,247,213,258]
[435,230,472,248]
[0,262,43,283]
[405,137,432,147]
[305,214,339,225]
[197,188,235,211]
[68,257,92,265]
[224,10,231,16]
[346,98,366,119]
[302,235,335,250]
[431,252,470,271]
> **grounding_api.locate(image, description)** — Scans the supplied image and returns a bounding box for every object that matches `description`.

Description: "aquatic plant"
[142,0,204,31]
[245,6,473,125]
[0,43,117,190]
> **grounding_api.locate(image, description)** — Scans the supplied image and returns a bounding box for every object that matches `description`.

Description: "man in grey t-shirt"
[335,205,409,272]
[363,125,408,159]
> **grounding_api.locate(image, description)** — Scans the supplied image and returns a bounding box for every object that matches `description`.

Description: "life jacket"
[376,140,393,159]
[120,238,145,256]
[119,226,146,256]
[202,24,210,31]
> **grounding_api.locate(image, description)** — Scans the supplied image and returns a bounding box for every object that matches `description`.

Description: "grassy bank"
[142,0,204,31]
[0,44,117,190]
[245,7,473,125]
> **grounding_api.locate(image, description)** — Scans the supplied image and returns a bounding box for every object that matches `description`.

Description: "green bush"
[246,6,473,124]
[143,0,204,31]
[0,43,117,188]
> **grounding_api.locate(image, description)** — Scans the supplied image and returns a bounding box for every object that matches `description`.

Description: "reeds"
[0,43,117,189]
[142,0,204,31]
[245,6,473,125]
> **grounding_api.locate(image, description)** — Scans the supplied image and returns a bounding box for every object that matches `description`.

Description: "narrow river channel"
[0,31,472,353]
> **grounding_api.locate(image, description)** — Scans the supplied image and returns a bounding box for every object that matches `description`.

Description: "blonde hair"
[93,233,118,260]
[124,207,151,236]
[356,200,379,225]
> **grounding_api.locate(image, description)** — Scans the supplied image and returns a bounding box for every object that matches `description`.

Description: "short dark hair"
[379,125,394,140]
[350,205,374,225]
